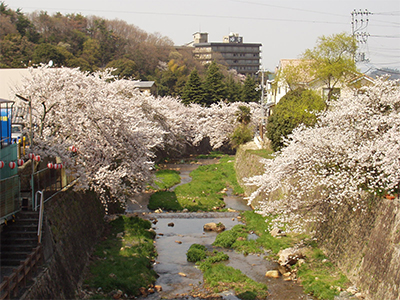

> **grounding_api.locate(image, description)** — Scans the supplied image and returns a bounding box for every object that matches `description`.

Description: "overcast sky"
[7,0,400,73]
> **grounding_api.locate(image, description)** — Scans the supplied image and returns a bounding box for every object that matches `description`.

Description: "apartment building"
[187,32,262,76]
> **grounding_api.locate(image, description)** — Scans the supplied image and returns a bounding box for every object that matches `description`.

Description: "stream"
[126,159,315,300]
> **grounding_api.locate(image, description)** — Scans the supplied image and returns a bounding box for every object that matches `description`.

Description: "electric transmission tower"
[351,9,372,63]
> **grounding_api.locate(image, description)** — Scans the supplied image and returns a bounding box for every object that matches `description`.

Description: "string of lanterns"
[0,145,77,170]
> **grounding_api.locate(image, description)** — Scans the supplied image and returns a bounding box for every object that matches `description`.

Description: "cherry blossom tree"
[246,78,400,232]
[14,66,262,206]
[15,67,165,206]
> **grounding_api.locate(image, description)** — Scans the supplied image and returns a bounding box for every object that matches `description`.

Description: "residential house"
[132,81,157,96]
[266,59,375,106]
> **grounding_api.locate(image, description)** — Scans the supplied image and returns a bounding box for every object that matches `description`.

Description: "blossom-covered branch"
[246,78,400,231]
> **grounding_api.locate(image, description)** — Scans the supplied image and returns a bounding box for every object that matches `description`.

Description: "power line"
[12,6,348,25]
[228,0,347,18]
[370,34,400,38]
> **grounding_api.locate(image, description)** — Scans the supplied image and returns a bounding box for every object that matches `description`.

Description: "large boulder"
[278,247,307,266]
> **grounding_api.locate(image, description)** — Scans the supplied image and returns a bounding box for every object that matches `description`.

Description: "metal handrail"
[35,191,44,243]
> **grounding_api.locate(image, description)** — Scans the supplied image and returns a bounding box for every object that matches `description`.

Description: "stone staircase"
[0,211,40,283]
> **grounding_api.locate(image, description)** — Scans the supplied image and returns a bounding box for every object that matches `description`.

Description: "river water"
[126,159,315,300]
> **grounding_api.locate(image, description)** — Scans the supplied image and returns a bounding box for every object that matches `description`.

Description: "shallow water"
[130,158,315,299]
[145,216,241,299]
[140,213,314,300]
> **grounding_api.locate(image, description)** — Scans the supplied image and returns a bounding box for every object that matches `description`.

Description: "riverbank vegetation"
[148,155,244,211]
[186,243,269,299]
[82,216,158,299]
[149,169,180,190]
[213,211,350,300]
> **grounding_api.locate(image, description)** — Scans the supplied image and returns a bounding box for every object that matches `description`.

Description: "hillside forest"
[0,2,261,103]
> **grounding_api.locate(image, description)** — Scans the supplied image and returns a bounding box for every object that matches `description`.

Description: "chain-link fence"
[0,175,20,221]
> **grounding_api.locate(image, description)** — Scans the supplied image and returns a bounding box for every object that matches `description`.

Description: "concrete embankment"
[234,144,400,300]
[21,190,104,300]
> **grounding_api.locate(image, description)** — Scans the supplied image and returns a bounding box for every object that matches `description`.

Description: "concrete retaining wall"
[234,144,400,300]
[21,189,104,300]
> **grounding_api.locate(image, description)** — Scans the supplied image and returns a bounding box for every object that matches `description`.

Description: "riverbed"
[126,159,315,300]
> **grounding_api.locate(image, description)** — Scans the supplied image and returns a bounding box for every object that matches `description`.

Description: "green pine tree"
[203,61,227,106]
[225,75,242,102]
[181,68,205,105]
[241,75,260,103]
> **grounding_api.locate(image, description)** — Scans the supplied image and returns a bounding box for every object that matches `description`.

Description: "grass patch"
[202,263,268,299]
[85,216,157,298]
[195,151,225,159]
[212,211,350,299]
[149,169,180,190]
[186,244,267,300]
[148,155,244,212]
[213,211,299,255]
[246,149,275,159]
[186,244,208,262]
[296,247,350,300]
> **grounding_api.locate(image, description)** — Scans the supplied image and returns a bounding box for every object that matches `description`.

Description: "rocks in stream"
[278,247,307,266]
[265,270,280,278]
[265,247,308,281]
[203,222,226,232]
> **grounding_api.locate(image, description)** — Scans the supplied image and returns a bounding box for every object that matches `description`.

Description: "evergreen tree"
[203,61,227,106]
[225,75,242,102]
[181,68,205,105]
[241,75,260,103]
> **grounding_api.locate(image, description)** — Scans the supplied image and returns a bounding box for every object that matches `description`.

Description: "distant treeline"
[0,2,263,101]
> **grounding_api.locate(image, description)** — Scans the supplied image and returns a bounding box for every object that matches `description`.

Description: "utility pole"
[351,9,372,63]
[256,69,268,141]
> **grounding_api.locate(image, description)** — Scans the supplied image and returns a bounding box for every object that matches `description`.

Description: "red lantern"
[58,163,63,169]
[47,163,54,169]
[69,145,77,153]
[17,159,24,166]
[35,155,41,162]
[28,153,35,160]
[9,161,16,169]
[0,161,4,169]
[54,164,58,170]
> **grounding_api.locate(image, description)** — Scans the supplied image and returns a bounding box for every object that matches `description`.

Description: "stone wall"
[234,143,267,206]
[318,198,400,300]
[235,144,400,300]
[21,189,105,300]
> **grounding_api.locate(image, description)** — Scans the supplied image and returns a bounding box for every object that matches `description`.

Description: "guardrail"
[0,245,43,300]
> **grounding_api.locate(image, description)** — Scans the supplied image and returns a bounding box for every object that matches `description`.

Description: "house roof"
[0,98,14,104]
[277,59,315,84]
[133,81,155,89]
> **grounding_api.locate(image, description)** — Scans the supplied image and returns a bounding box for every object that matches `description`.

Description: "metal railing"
[1,165,75,223]
[35,191,44,244]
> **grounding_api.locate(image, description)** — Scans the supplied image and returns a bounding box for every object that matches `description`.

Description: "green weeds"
[246,149,275,159]
[148,169,180,190]
[296,248,350,300]
[85,216,157,298]
[148,155,244,211]
[212,211,350,299]
[186,244,268,300]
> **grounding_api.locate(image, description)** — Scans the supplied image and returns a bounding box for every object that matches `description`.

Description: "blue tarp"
[0,108,12,145]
